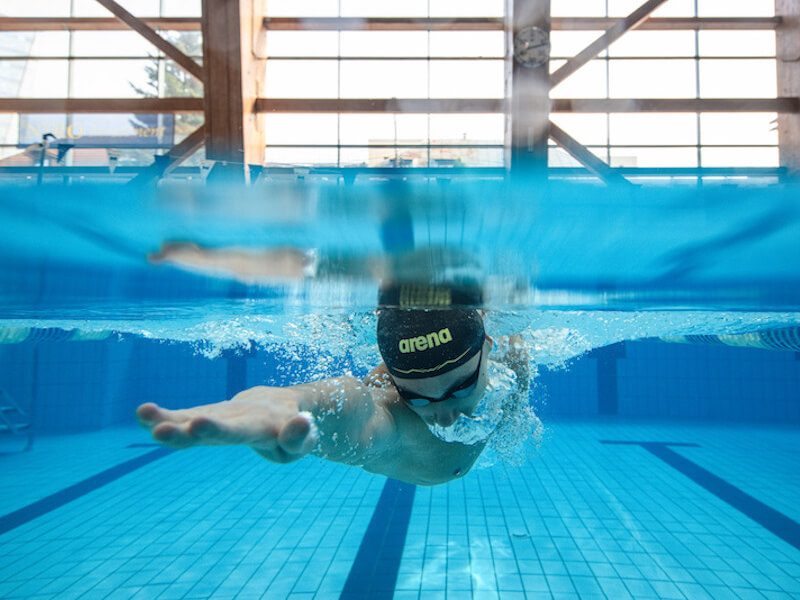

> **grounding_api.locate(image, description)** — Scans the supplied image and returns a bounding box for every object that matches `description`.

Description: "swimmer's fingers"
[138,399,315,459]
[150,421,196,449]
[137,402,208,428]
[136,402,237,430]
[136,403,201,432]
[151,415,267,450]
[136,403,180,429]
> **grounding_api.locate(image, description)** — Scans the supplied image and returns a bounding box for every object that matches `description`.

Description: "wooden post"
[201,0,266,181]
[776,0,800,176]
[507,0,551,177]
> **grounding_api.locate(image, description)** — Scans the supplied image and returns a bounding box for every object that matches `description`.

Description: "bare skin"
[136,338,495,486]
[148,242,313,281]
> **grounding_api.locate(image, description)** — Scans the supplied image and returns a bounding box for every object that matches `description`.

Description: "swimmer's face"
[392,337,492,428]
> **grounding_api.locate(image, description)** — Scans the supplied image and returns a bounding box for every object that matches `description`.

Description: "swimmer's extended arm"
[149,242,312,280]
[148,242,384,282]
[136,376,398,468]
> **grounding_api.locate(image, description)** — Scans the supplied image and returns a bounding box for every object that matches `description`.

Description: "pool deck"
[1,417,799,600]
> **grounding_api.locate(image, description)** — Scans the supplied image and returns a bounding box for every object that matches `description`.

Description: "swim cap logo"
[399,285,452,308]
[398,328,453,353]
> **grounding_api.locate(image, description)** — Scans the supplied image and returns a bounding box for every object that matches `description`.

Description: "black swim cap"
[377,309,485,380]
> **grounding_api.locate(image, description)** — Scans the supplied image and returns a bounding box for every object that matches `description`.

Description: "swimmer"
[137,306,532,486]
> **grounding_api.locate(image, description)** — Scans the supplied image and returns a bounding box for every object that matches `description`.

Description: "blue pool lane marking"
[340,478,416,600]
[0,448,170,536]
[602,441,800,551]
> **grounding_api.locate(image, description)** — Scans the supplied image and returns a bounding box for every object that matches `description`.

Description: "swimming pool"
[1,179,799,599]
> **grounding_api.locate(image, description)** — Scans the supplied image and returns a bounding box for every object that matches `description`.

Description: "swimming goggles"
[395,349,483,407]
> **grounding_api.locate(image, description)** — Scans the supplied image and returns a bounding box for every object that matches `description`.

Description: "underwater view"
[1,179,800,599]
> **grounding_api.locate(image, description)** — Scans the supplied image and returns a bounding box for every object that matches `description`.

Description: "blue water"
[1,180,799,599]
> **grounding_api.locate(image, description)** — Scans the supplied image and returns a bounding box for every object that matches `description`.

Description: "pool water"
[1,179,799,599]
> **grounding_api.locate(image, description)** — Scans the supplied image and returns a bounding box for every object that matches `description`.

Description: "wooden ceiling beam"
[0,17,200,31]
[551,0,671,88]
[128,125,206,185]
[263,17,504,30]
[254,98,504,112]
[549,121,632,186]
[0,98,203,113]
[553,17,782,30]
[255,98,799,113]
[551,98,800,112]
[0,16,780,32]
[262,16,783,31]
[94,0,204,82]
[1,98,795,115]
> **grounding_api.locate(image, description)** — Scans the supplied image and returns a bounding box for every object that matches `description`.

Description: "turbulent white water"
[2,306,798,365]
[5,306,797,470]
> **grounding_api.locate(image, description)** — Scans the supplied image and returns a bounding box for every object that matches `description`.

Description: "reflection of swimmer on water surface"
[137,284,541,485]
[148,241,317,281]
[148,241,483,285]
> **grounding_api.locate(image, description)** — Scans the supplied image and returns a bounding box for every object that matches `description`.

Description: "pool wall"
[537,341,800,421]
[1,336,798,435]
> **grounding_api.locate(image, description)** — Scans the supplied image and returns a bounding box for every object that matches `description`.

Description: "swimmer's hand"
[136,386,318,463]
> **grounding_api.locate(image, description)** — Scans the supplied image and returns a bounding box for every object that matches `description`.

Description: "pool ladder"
[0,387,32,452]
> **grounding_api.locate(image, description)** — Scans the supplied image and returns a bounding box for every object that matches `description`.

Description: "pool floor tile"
[0,419,798,599]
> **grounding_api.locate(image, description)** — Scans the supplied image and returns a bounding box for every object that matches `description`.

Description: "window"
[549,0,780,178]
[0,0,783,180]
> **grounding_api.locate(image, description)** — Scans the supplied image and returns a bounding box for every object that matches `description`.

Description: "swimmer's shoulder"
[360,364,482,485]
[364,363,404,405]
[363,362,393,389]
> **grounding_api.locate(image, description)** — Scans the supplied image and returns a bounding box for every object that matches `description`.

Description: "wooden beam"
[254,98,504,113]
[202,0,267,174]
[164,125,206,170]
[129,125,205,184]
[0,16,780,33]
[254,98,799,114]
[0,98,203,113]
[5,97,791,115]
[551,98,800,112]
[263,17,505,31]
[263,16,783,31]
[549,121,632,186]
[552,17,782,30]
[551,0,670,88]
[0,17,200,31]
[776,0,800,175]
[94,0,205,82]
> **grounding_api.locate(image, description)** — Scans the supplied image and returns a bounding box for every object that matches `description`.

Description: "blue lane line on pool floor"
[340,478,416,600]
[602,440,800,551]
[0,448,170,536]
